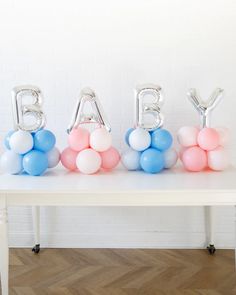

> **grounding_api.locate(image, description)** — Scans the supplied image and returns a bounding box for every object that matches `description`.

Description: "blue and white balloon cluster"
[1,129,60,176]
[121,127,178,173]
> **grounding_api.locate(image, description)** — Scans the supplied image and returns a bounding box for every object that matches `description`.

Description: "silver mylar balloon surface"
[67,87,111,133]
[12,85,46,132]
[188,88,224,128]
[135,84,164,131]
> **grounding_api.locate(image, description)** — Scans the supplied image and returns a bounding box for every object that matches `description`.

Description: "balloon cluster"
[0,129,60,176]
[61,126,120,174]
[178,126,229,172]
[121,127,178,173]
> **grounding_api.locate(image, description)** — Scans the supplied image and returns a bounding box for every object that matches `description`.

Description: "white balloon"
[121,149,141,170]
[9,130,33,154]
[215,127,230,146]
[0,150,23,174]
[163,148,178,169]
[208,147,229,171]
[90,127,112,152]
[76,148,102,174]
[129,128,151,151]
[177,126,199,147]
[47,147,61,168]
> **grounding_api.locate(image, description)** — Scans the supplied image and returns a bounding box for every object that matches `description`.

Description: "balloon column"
[61,88,120,174]
[178,88,230,172]
[0,86,60,176]
[121,84,178,173]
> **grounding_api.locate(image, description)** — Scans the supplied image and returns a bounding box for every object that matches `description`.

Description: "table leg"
[32,206,40,254]
[205,206,216,255]
[0,195,9,295]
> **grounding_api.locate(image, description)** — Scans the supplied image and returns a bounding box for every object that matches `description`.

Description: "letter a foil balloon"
[121,84,178,173]
[177,88,230,172]
[61,88,120,174]
[0,85,60,176]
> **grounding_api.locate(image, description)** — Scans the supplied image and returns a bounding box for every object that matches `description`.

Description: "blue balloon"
[4,130,15,150]
[140,148,165,173]
[125,128,134,146]
[34,129,56,152]
[23,150,48,176]
[151,128,173,151]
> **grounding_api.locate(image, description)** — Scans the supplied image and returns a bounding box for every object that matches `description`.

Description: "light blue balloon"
[151,128,173,151]
[4,130,15,150]
[125,128,134,146]
[140,148,165,173]
[121,149,142,171]
[23,150,48,176]
[34,129,56,152]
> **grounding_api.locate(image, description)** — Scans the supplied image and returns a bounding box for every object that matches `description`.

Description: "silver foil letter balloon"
[12,85,46,132]
[135,84,164,131]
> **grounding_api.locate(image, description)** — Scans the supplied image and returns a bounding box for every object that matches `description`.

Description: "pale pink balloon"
[68,127,90,152]
[177,126,199,147]
[90,127,112,152]
[61,147,78,171]
[215,127,230,146]
[76,148,102,174]
[208,146,230,171]
[100,147,120,170]
[182,146,207,172]
[197,128,220,151]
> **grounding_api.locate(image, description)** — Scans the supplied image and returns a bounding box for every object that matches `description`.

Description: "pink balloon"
[208,146,230,171]
[215,127,230,146]
[197,128,220,151]
[182,146,207,172]
[177,126,199,147]
[61,147,78,171]
[100,147,120,170]
[76,148,102,174]
[68,127,90,152]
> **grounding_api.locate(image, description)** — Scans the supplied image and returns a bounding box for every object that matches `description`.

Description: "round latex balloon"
[90,127,112,152]
[47,147,61,168]
[182,146,207,172]
[68,127,90,152]
[197,128,220,151]
[151,128,173,151]
[76,148,102,174]
[61,147,78,171]
[23,150,48,176]
[34,129,56,152]
[215,127,230,146]
[100,147,120,170]
[9,130,34,154]
[4,130,15,150]
[121,149,141,171]
[177,126,199,147]
[208,146,230,171]
[140,148,165,173]
[129,128,151,151]
[125,128,134,146]
[163,148,178,169]
[0,150,23,174]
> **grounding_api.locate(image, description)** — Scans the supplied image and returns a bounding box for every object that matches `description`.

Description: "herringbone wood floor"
[3,248,236,295]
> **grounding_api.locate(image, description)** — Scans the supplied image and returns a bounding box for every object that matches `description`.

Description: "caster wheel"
[207,244,216,255]
[32,244,40,254]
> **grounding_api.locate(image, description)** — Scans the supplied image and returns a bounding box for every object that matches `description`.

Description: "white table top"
[1,166,236,206]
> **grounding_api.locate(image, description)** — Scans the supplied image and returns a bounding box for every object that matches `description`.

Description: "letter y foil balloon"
[177,88,230,172]
[61,88,120,174]
[121,84,178,173]
[0,86,60,176]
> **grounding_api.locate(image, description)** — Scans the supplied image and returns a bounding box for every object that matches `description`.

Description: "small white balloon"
[9,130,33,154]
[177,126,199,147]
[208,146,230,171]
[163,148,178,169]
[47,147,61,168]
[121,149,141,170]
[129,128,151,151]
[90,127,112,152]
[0,150,23,174]
[76,148,102,174]
[215,127,230,146]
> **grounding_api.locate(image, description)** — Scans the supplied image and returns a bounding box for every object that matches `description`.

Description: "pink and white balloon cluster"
[178,126,229,172]
[0,129,60,176]
[61,126,120,174]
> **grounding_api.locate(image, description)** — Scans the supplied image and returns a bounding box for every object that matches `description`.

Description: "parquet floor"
[4,248,236,295]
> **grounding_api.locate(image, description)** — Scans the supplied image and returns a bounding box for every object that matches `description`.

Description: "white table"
[1,166,236,295]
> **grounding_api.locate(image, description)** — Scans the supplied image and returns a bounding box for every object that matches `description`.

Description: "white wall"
[0,0,236,248]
